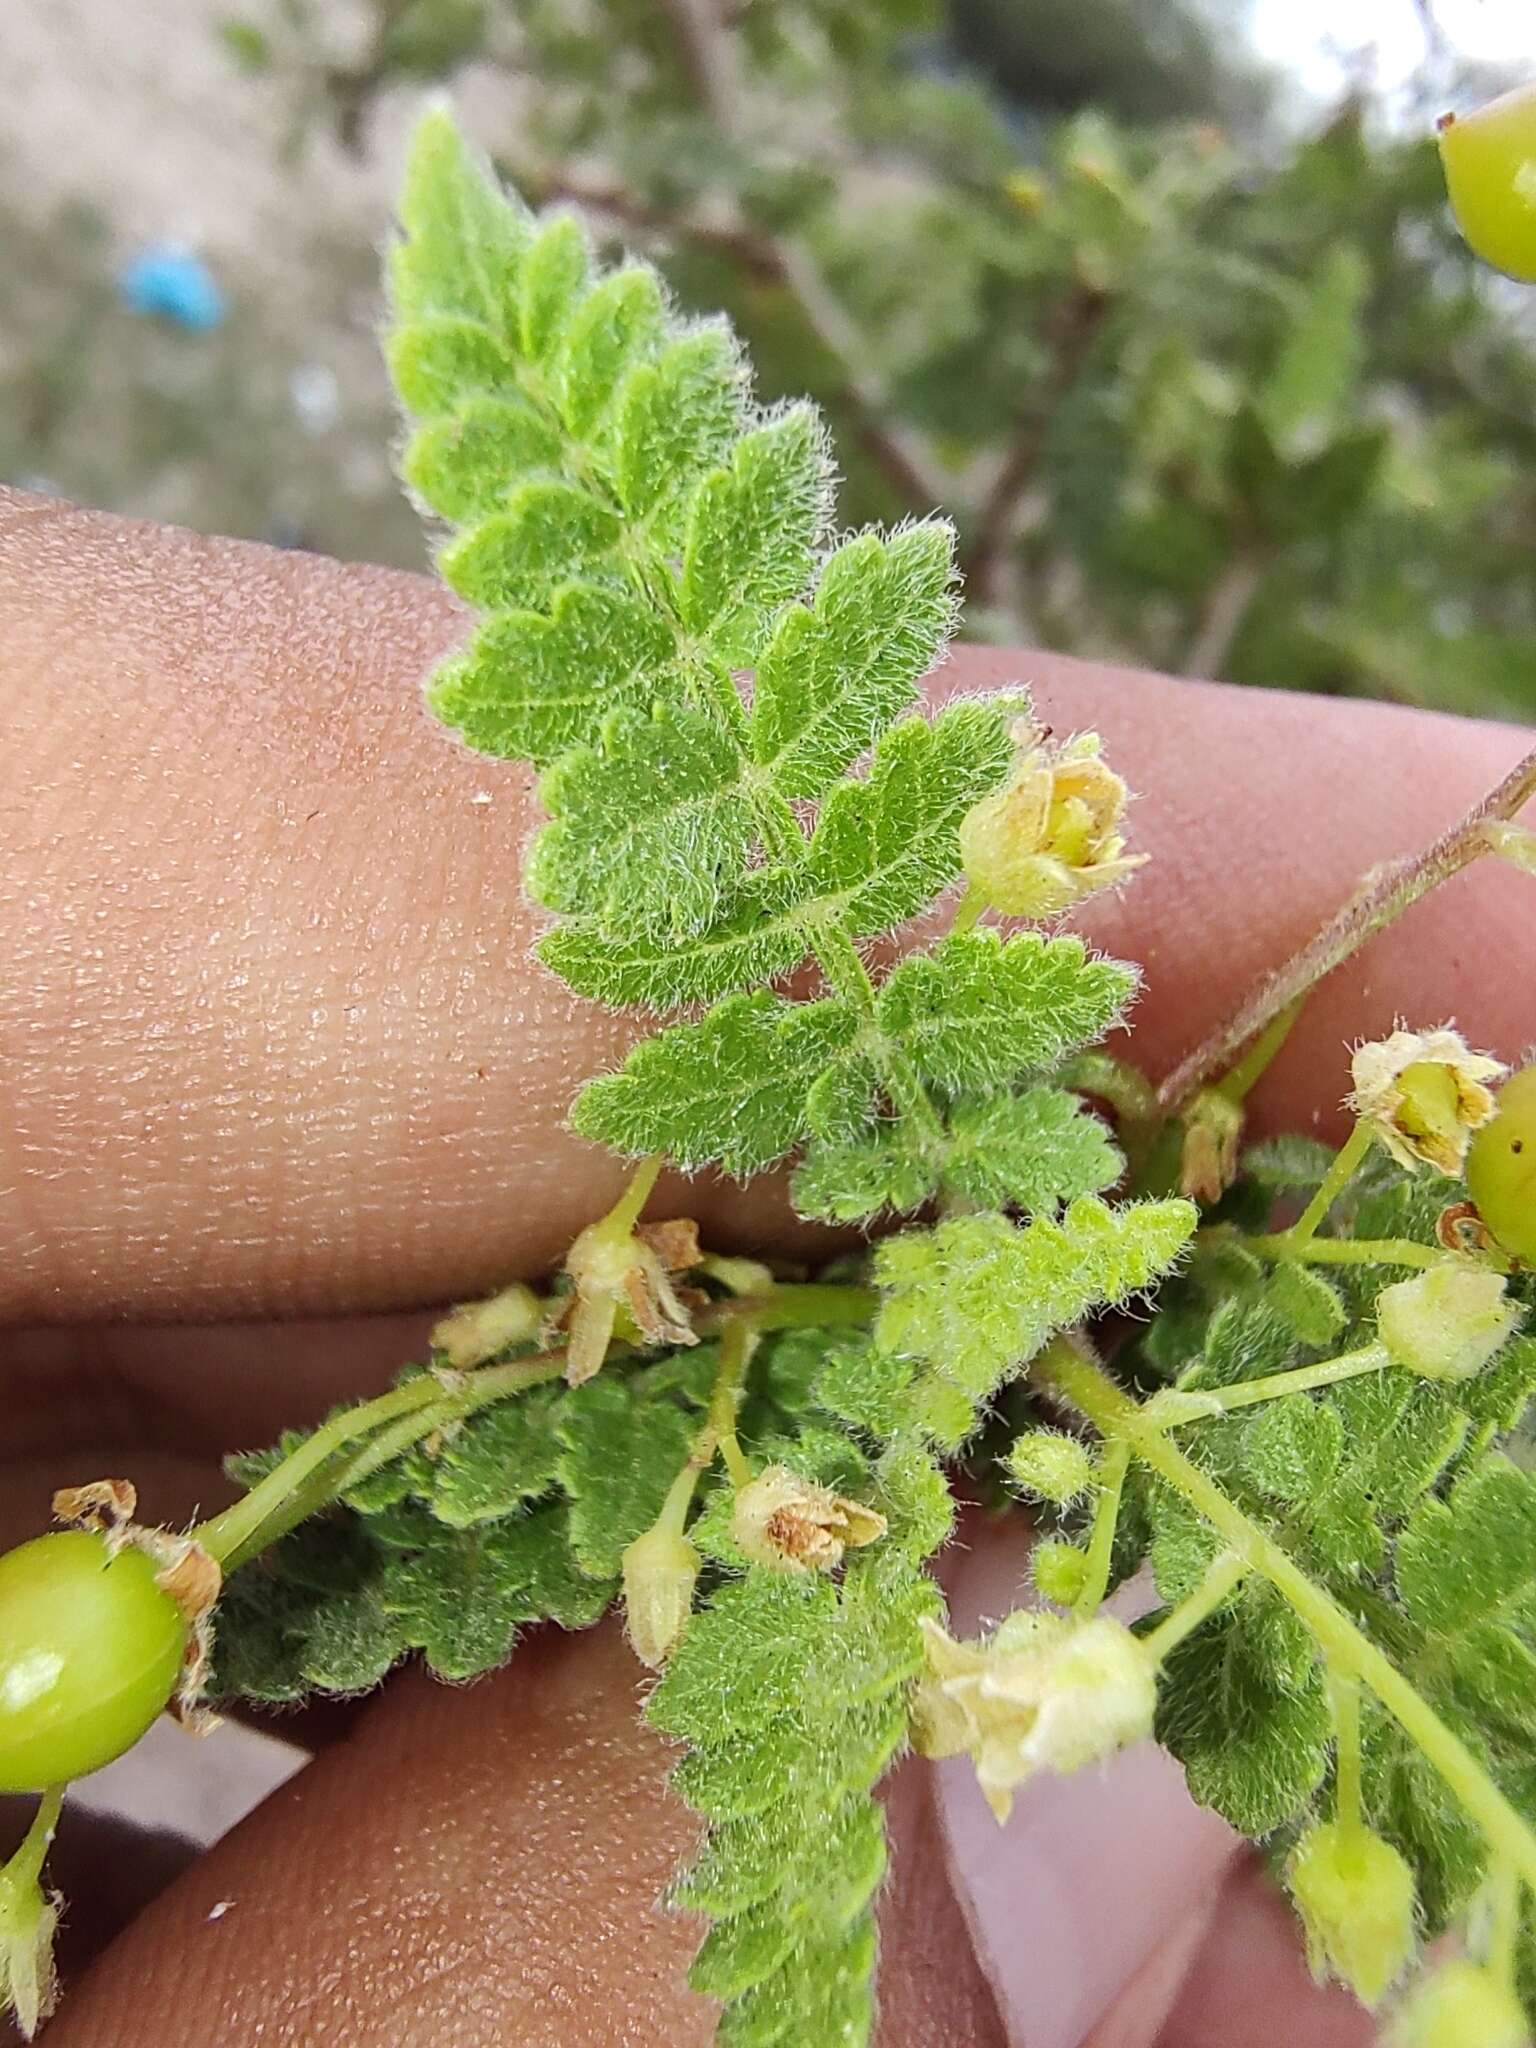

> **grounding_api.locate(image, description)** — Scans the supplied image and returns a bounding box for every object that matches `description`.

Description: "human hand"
[2,489,1530,2045]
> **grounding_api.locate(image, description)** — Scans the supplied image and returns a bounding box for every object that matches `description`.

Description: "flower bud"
[431,1282,543,1369]
[1377,1264,1521,1383]
[1287,1819,1417,2008]
[0,1841,59,2041]
[1388,1958,1530,2048]
[1007,1431,1096,1506]
[730,1465,887,1574]
[1031,1539,1091,1607]
[1349,1029,1505,1177]
[958,728,1147,920]
[911,1611,1156,1822]
[621,1525,700,1669]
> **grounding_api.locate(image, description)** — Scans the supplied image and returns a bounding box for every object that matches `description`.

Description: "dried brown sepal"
[1437,1200,1503,1258]
[130,1528,226,1738]
[636,1217,703,1273]
[52,1478,138,1553]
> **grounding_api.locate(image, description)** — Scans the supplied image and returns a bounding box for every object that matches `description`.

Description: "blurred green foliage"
[11,0,1536,719]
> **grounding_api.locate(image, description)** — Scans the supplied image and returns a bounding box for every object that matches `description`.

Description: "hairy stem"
[198,1280,875,1573]
[1328,1669,1364,1832]
[1143,1552,1248,1662]
[1074,1436,1130,1615]
[1038,1340,1536,1892]
[1157,740,1536,1112]
[1285,1121,1375,1250]
[4,1786,63,1890]
[1238,1233,1444,1271]
[1151,1342,1392,1423]
[811,922,950,1157]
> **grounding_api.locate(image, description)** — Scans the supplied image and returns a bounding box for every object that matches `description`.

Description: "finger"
[3,493,1531,1322]
[0,1807,196,2048]
[935,1511,1241,2048]
[1149,1852,1377,2048]
[39,1623,1001,2048]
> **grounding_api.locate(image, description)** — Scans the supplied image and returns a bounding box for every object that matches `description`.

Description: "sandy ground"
[3,0,394,279]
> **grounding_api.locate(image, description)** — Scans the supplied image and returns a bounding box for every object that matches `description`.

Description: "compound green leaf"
[526,703,752,938]
[876,931,1136,1097]
[556,1367,708,1577]
[612,323,744,523]
[943,1086,1122,1214]
[390,107,529,331]
[571,990,859,1174]
[438,478,620,610]
[748,522,956,799]
[554,265,668,438]
[426,583,675,765]
[516,212,589,363]
[401,394,563,523]
[680,405,831,663]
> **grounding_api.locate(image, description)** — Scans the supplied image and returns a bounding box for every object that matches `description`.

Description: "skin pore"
[1,487,1531,2045]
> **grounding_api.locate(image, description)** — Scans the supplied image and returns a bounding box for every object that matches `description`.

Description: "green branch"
[1038,1339,1536,1893]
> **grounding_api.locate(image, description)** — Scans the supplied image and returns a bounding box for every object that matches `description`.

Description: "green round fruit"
[0,1530,188,1793]
[1438,86,1536,282]
[1466,1066,1536,1264]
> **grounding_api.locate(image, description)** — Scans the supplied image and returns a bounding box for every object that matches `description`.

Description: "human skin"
[0,487,1531,2045]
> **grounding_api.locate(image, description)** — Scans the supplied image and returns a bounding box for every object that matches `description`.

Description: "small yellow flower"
[1387,1957,1530,2048]
[958,727,1147,921]
[621,1524,700,1669]
[1377,1263,1521,1383]
[911,1610,1156,1822]
[730,1466,887,1574]
[1349,1028,1506,1176]
[1287,1819,1417,2009]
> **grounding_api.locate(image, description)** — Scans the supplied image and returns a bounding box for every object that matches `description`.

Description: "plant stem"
[195,1354,566,1571]
[607,1153,666,1233]
[1143,1552,1248,1663]
[1284,1121,1375,1250]
[1215,997,1306,1106]
[1157,740,1536,1113]
[1074,1436,1130,1615]
[4,1786,63,1889]
[1037,1340,1536,1893]
[1151,1343,1391,1423]
[703,1316,757,1490]
[197,1281,876,1573]
[1238,1233,1444,1272]
[1329,1669,1363,1832]
[811,922,949,1157]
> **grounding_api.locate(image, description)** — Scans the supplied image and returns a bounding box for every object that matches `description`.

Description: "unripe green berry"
[1466,1066,1536,1264]
[1438,87,1536,284]
[1008,1431,1096,1506]
[0,1531,188,1795]
[1287,1818,1417,2008]
[1388,1956,1529,2048]
[1031,1539,1091,1606]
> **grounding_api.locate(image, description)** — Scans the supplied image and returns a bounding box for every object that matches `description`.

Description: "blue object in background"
[117,245,227,332]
